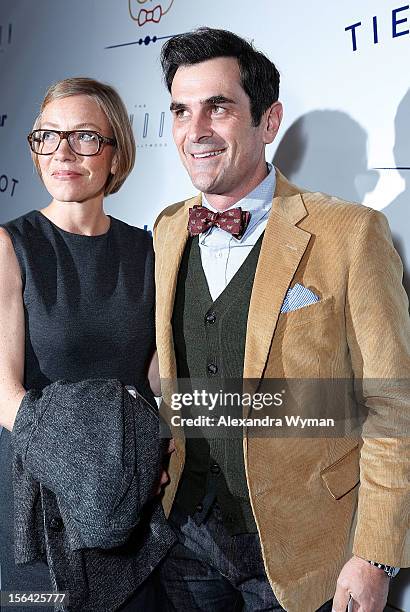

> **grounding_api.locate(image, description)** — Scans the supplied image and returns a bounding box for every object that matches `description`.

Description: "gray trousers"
[160,502,333,612]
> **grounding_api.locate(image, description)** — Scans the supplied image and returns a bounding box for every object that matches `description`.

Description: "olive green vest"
[172,234,263,534]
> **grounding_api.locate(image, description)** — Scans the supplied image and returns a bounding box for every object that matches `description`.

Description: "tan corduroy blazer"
[153,169,410,612]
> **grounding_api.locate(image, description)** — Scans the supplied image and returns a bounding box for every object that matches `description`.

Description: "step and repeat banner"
[0,1,409,608]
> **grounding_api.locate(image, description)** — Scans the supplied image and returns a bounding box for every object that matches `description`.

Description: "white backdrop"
[0,1,409,608]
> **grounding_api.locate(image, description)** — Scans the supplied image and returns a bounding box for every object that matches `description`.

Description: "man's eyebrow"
[203,95,235,106]
[170,96,236,112]
[170,101,186,112]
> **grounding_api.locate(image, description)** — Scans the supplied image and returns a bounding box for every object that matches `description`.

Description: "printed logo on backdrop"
[345,4,410,51]
[345,5,410,175]
[0,115,18,196]
[0,174,19,197]
[0,22,13,53]
[105,0,180,49]
[129,105,168,149]
[128,0,175,27]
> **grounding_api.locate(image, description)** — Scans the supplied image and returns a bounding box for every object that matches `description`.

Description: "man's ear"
[263,101,283,145]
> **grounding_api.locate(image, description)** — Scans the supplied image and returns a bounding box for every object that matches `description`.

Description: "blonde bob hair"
[31,77,135,196]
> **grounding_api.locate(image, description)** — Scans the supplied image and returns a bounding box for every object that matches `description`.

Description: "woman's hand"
[0,228,26,431]
[155,438,175,495]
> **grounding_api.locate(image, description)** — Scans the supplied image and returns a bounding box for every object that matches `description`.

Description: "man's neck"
[204,163,269,211]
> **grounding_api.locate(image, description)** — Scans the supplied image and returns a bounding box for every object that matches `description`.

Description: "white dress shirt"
[199,164,276,301]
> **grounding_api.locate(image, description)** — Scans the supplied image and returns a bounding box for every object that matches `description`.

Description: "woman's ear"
[110,152,118,175]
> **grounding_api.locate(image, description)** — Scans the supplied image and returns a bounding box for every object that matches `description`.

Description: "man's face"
[170,57,281,203]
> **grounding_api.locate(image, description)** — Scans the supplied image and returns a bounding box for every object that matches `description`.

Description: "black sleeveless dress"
[0,211,157,607]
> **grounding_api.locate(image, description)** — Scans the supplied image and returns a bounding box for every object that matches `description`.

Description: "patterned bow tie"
[188,205,251,239]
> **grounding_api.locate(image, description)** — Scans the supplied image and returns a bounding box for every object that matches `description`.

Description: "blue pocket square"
[280,283,320,313]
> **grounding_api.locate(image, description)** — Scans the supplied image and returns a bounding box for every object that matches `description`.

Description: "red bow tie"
[188,205,251,239]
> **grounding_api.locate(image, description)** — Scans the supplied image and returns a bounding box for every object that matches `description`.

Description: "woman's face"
[37,95,117,206]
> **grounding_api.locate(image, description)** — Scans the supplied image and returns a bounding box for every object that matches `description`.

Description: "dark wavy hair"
[160,27,280,126]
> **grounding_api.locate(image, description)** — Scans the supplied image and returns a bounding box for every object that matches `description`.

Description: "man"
[153,28,410,612]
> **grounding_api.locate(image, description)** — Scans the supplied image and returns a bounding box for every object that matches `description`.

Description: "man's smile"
[190,149,226,160]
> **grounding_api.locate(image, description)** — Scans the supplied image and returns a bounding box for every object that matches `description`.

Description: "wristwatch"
[368,560,400,578]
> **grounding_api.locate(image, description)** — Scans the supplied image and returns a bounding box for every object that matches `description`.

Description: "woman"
[0,78,168,610]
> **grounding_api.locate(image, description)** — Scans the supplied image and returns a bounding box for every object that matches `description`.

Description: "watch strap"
[368,560,400,578]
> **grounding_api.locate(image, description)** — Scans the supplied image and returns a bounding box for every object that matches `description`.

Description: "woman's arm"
[0,228,26,431]
[147,350,161,397]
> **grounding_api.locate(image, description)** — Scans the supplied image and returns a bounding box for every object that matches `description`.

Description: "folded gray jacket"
[11,378,176,611]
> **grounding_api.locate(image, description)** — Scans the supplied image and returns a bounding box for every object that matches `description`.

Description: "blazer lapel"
[243,175,312,381]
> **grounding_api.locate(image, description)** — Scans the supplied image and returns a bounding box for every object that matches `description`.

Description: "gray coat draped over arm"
[11,378,176,612]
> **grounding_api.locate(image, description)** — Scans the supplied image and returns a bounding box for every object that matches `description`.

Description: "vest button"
[49,517,63,532]
[207,363,218,375]
[195,503,203,513]
[210,463,221,475]
[205,311,216,324]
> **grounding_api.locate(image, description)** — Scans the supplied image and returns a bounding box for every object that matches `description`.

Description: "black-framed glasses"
[27,129,117,156]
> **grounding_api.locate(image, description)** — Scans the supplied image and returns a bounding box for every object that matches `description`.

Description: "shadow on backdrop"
[273,109,409,300]
[273,110,378,203]
[382,89,410,300]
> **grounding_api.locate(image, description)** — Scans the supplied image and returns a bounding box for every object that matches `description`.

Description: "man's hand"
[332,555,390,612]
[155,438,175,495]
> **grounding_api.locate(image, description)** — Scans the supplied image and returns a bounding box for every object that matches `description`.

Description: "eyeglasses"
[27,129,117,156]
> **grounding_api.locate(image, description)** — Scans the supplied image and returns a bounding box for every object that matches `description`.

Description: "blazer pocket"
[278,295,334,329]
[320,444,360,500]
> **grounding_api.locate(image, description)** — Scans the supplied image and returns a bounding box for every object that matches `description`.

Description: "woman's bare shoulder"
[0,227,22,286]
